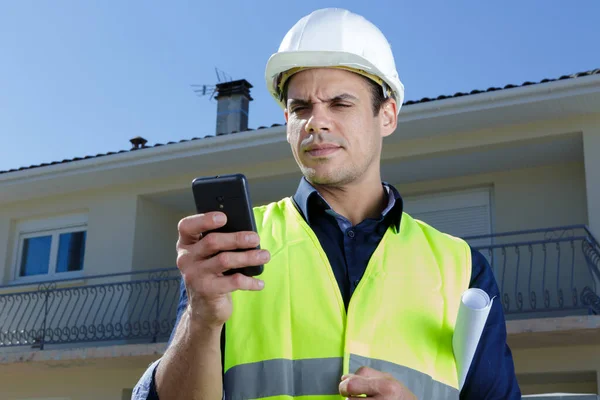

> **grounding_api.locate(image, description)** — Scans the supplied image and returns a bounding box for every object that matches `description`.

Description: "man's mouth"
[305,145,342,157]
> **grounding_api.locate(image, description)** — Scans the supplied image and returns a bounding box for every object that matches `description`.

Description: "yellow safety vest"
[224,198,471,400]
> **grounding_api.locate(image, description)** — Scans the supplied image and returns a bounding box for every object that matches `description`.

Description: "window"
[403,187,493,248]
[14,214,87,282]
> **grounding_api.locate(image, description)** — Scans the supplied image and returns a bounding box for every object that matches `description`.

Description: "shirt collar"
[292,177,403,231]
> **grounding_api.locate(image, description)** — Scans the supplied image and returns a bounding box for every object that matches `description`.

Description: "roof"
[403,68,600,105]
[2,68,599,176]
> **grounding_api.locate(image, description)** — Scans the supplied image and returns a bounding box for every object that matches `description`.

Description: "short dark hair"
[364,76,388,116]
[282,73,389,116]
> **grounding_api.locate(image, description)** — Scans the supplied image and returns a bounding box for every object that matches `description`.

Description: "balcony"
[0,226,599,350]
[465,225,600,319]
[0,269,181,350]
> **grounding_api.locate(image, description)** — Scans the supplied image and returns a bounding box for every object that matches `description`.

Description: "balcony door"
[403,187,493,249]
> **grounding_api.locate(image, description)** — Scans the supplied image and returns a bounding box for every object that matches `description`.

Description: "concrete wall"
[132,196,182,272]
[0,185,187,285]
[0,188,139,285]
[0,356,156,400]
[397,161,589,234]
[584,127,600,238]
[513,344,600,395]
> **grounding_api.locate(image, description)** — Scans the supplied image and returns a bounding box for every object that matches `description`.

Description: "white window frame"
[12,213,88,284]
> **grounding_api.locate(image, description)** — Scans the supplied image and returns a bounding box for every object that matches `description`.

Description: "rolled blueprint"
[453,288,494,390]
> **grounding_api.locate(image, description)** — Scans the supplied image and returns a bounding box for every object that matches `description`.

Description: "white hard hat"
[265,8,405,114]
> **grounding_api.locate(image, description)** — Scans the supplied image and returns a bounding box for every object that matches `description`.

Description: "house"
[0,70,599,399]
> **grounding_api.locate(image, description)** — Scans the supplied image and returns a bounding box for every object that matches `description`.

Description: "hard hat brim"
[265,50,404,114]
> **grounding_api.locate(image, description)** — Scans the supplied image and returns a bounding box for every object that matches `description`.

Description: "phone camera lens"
[216,196,224,203]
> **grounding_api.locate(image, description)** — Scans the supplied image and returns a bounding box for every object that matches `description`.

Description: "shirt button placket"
[347,229,358,289]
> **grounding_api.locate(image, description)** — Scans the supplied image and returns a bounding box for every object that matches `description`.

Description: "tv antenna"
[191,68,233,101]
[214,67,232,83]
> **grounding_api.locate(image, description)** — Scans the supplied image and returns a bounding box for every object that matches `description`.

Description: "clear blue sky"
[1,1,599,172]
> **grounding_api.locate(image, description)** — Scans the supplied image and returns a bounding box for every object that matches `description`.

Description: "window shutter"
[403,188,492,248]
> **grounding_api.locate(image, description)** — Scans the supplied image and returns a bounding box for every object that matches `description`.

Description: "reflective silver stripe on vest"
[224,355,459,399]
[350,354,460,400]
[224,357,343,399]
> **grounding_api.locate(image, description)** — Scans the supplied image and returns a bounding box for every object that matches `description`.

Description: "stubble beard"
[300,158,366,188]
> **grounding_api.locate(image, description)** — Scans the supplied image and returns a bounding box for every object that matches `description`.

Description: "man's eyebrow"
[288,98,311,108]
[329,93,358,102]
[288,93,358,107]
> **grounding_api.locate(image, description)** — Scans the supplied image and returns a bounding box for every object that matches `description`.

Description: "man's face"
[284,68,397,187]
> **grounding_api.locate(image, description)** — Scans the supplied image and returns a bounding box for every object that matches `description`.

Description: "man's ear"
[380,99,397,138]
[284,109,291,144]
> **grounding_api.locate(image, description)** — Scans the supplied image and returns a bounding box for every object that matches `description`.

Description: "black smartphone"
[191,173,263,277]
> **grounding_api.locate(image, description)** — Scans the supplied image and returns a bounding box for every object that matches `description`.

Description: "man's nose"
[304,105,332,134]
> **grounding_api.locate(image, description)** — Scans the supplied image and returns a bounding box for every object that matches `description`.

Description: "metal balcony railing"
[0,225,599,350]
[0,268,181,349]
[464,225,600,318]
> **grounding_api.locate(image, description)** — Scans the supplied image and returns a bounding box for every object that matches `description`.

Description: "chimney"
[214,79,253,135]
[130,136,148,150]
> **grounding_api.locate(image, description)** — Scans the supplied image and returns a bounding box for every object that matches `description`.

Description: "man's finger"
[214,273,265,293]
[354,366,386,379]
[192,231,260,259]
[203,248,270,274]
[341,369,417,400]
[177,212,227,246]
[339,375,377,398]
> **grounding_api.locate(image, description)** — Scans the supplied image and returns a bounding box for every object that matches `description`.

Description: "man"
[133,8,520,400]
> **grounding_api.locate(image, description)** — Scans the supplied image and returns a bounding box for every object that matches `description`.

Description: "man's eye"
[292,106,307,112]
[333,103,351,108]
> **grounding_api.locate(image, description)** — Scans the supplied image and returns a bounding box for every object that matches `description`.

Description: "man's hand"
[339,366,417,399]
[176,212,270,328]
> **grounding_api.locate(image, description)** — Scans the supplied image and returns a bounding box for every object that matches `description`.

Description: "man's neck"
[312,176,388,226]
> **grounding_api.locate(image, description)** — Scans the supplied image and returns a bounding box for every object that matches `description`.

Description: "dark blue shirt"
[133,178,521,399]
